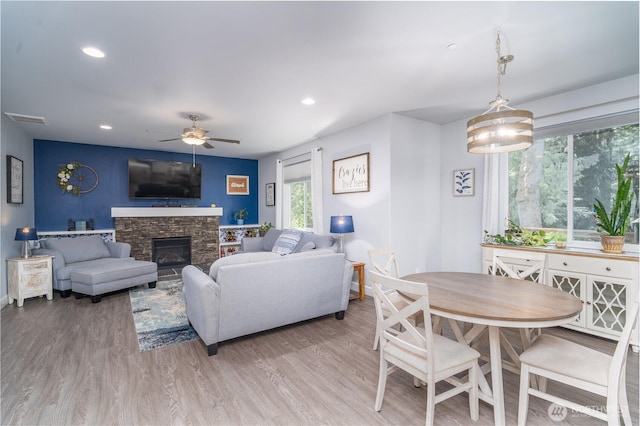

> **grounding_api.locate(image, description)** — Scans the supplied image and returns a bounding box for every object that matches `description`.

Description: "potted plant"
[258,221,273,237]
[593,153,635,253]
[234,208,248,225]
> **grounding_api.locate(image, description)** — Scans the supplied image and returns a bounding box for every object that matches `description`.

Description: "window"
[508,121,639,248]
[282,159,313,230]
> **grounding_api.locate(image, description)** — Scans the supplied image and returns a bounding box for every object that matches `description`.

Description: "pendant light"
[467,30,533,154]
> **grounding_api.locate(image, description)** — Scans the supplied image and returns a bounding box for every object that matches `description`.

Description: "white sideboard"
[482,244,639,351]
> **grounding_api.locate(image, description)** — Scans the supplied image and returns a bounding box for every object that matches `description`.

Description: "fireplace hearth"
[152,236,191,270]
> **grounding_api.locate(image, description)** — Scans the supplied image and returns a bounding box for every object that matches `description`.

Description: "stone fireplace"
[112,207,221,269]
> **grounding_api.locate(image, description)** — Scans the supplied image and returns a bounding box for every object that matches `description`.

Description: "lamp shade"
[330,215,354,234]
[15,227,38,241]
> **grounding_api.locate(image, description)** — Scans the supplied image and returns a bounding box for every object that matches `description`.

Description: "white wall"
[258,113,442,294]
[439,74,639,273]
[1,115,36,307]
[389,113,442,274]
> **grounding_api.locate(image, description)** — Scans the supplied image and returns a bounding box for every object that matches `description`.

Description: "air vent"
[4,112,48,125]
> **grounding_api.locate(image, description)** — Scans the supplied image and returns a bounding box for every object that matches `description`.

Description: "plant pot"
[259,230,266,237]
[236,219,244,226]
[600,235,625,253]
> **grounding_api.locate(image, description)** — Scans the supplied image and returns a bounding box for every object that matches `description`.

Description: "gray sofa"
[240,228,338,253]
[182,232,353,356]
[33,235,157,301]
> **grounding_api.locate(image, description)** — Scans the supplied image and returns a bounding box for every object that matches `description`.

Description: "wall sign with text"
[332,153,370,194]
[226,175,249,195]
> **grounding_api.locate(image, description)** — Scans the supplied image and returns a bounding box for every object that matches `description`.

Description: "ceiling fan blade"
[157,137,181,142]
[202,142,214,149]
[206,137,241,144]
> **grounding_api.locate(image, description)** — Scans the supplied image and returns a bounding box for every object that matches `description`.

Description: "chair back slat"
[609,302,639,384]
[368,247,400,278]
[491,249,546,283]
[370,270,434,370]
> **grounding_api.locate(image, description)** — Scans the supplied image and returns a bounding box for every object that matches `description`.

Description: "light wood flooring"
[2,286,638,426]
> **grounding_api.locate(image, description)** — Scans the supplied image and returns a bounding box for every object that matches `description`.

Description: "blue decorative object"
[15,227,38,258]
[330,215,354,253]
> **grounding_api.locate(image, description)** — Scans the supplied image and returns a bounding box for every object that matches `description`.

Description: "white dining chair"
[491,248,546,284]
[368,248,423,350]
[518,302,639,426]
[491,249,547,354]
[370,270,480,425]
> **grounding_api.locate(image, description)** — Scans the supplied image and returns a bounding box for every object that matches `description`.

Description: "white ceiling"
[2,1,638,159]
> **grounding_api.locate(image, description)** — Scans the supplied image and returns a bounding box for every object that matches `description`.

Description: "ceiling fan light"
[182,136,204,145]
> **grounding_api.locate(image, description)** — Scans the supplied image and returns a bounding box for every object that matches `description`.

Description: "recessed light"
[447,43,457,50]
[82,47,106,58]
[99,124,112,130]
[301,97,316,106]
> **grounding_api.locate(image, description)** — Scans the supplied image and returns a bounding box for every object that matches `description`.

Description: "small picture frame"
[453,169,474,196]
[265,182,275,206]
[226,175,249,195]
[332,152,370,194]
[6,155,23,204]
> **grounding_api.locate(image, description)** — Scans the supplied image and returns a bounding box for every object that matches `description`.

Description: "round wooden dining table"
[401,271,583,426]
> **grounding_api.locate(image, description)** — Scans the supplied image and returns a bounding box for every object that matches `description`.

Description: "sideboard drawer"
[547,255,635,279]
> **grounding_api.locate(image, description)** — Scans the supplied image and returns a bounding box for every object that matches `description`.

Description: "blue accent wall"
[34,140,258,230]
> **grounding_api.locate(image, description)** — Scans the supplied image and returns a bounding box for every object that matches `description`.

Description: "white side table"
[7,255,53,307]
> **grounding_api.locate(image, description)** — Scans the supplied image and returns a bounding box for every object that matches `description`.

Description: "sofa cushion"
[312,234,335,249]
[272,229,304,256]
[45,235,112,264]
[299,241,316,251]
[209,252,280,281]
[262,228,283,251]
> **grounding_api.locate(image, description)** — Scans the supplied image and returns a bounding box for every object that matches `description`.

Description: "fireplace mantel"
[111,207,223,218]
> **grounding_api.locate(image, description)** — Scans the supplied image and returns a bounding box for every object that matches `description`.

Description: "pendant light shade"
[467,30,533,154]
[467,108,533,153]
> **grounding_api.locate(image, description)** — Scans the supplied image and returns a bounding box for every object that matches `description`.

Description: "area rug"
[129,278,199,352]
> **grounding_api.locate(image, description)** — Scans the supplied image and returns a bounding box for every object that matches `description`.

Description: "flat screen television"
[128,158,202,199]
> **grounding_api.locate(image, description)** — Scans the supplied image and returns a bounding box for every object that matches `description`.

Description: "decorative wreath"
[57,162,82,195]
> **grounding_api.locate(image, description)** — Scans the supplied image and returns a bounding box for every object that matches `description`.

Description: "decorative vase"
[600,235,625,253]
[237,219,244,225]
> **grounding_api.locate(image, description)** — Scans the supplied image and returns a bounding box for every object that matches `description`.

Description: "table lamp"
[330,215,354,254]
[15,227,38,258]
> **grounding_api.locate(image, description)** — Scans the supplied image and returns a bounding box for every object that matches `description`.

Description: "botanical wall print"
[332,152,370,194]
[453,168,475,196]
[226,175,249,195]
[6,155,23,204]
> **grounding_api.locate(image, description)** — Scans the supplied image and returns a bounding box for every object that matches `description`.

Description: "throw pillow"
[271,229,303,256]
[262,228,283,251]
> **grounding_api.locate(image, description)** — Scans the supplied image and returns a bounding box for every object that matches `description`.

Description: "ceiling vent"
[4,112,48,125]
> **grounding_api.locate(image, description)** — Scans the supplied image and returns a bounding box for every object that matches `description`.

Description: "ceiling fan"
[158,114,240,149]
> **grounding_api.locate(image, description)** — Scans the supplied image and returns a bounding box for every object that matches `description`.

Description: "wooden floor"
[2,287,638,426]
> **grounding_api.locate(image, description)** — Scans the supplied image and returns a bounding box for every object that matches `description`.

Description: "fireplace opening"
[152,236,191,271]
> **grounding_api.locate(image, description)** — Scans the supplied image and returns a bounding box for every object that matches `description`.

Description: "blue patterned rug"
[129,278,199,352]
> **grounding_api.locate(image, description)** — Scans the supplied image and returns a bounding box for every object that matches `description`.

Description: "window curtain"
[481,152,509,239]
[275,159,283,229]
[310,147,324,234]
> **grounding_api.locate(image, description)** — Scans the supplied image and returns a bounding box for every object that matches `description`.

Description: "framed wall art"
[332,152,370,194]
[265,182,275,206]
[226,175,249,195]
[6,155,23,204]
[453,168,474,197]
